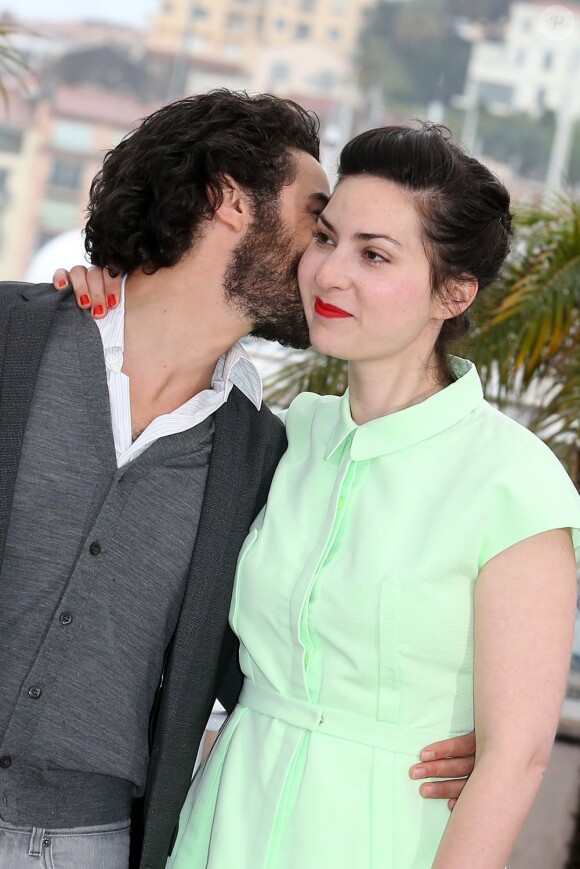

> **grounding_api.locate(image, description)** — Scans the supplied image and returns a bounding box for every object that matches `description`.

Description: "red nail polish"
[107,294,117,308]
[93,304,104,316]
[80,294,90,306]
[57,279,68,288]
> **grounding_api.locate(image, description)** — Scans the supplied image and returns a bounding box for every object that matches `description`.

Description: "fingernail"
[411,767,426,780]
[57,279,68,288]
[107,294,117,308]
[93,304,104,316]
[421,750,436,761]
[422,784,436,796]
[80,294,90,306]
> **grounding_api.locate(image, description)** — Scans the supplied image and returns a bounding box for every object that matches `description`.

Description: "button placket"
[292,433,358,697]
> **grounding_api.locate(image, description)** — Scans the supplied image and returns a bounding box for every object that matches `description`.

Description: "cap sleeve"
[478,428,580,570]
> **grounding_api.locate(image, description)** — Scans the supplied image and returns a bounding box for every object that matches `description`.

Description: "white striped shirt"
[94,277,263,468]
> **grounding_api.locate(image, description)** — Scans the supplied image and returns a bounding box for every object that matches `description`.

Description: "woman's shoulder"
[476,400,566,474]
[281,391,343,443]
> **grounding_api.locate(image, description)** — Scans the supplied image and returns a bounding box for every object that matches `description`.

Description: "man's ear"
[211,175,251,233]
[434,278,478,322]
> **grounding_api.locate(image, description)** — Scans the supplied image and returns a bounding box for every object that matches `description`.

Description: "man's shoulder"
[0,281,57,311]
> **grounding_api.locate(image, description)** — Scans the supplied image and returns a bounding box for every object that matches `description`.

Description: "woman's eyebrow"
[319,213,402,249]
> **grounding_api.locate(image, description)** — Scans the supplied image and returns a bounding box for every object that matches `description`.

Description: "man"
[0,91,473,869]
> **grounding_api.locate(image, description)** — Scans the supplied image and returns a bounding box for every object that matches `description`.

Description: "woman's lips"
[314,297,353,319]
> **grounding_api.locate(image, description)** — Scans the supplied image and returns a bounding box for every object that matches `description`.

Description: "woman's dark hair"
[84,89,320,275]
[337,123,513,382]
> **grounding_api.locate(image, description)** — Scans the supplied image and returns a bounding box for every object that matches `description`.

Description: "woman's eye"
[364,250,387,264]
[313,230,333,246]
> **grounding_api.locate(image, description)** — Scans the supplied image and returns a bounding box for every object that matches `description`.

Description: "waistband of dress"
[239,680,463,757]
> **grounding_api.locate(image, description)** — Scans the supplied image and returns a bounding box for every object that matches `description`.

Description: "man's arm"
[411,731,475,809]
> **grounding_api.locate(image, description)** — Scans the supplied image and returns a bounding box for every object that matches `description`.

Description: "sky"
[1,0,157,28]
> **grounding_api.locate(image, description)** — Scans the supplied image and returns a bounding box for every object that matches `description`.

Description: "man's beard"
[223,201,311,350]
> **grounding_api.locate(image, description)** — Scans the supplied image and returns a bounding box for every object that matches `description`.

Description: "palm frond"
[264,350,348,407]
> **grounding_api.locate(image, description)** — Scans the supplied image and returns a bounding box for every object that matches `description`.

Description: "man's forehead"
[307,191,330,211]
[292,149,330,188]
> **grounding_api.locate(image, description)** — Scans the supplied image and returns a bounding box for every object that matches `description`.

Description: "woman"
[57,124,580,867]
[166,124,580,868]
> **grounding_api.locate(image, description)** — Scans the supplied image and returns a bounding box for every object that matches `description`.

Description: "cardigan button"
[89,541,101,556]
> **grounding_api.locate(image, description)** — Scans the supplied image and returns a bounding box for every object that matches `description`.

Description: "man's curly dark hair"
[84,89,321,276]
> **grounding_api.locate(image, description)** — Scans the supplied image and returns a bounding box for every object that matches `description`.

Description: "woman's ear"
[209,175,251,233]
[434,278,478,322]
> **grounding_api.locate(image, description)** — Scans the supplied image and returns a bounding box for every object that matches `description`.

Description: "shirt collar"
[212,340,262,409]
[94,275,262,409]
[324,357,484,461]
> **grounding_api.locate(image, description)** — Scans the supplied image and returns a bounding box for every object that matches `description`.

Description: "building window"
[275,17,287,31]
[332,0,346,12]
[328,27,341,42]
[191,6,210,19]
[224,42,243,59]
[227,12,246,33]
[537,87,547,110]
[0,126,23,153]
[515,47,526,66]
[296,22,311,39]
[543,51,554,70]
[191,35,207,51]
[0,167,10,209]
[521,18,532,33]
[301,0,316,10]
[312,70,335,90]
[271,62,290,82]
[51,120,93,154]
[48,158,83,191]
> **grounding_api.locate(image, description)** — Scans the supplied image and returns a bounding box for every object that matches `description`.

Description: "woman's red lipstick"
[314,297,353,319]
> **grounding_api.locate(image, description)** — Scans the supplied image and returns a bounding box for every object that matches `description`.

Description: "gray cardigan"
[0,282,288,869]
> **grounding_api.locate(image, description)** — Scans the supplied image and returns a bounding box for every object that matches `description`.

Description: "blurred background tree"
[0,22,28,103]
[356,0,513,111]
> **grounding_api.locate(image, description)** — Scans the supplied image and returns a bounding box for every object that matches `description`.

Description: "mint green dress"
[169,359,580,869]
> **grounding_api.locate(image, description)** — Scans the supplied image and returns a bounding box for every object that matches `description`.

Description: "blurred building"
[147,0,371,65]
[0,0,370,280]
[461,1,580,119]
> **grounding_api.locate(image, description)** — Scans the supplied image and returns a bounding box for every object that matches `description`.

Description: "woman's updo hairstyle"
[337,123,513,381]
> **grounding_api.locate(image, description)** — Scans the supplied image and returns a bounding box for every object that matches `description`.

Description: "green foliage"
[461,200,580,478]
[0,24,29,104]
[357,0,470,107]
[477,110,555,180]
[569,120,580,186]
[444,0,513,21]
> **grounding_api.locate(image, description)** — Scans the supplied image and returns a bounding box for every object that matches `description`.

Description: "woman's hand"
[410,731,475,810]
[53,266,122,318]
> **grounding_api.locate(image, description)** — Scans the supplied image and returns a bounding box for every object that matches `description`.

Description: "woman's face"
[298,175,448,368]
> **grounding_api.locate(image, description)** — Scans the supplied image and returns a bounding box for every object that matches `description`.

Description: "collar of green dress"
[324,357,484,462]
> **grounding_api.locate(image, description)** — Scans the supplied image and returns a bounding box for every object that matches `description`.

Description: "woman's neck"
[347,355,448,425]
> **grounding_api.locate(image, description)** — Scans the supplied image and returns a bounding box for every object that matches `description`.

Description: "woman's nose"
[315,248,350,291]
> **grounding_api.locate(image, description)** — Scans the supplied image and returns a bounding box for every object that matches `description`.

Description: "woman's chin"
[309,331,350,361]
